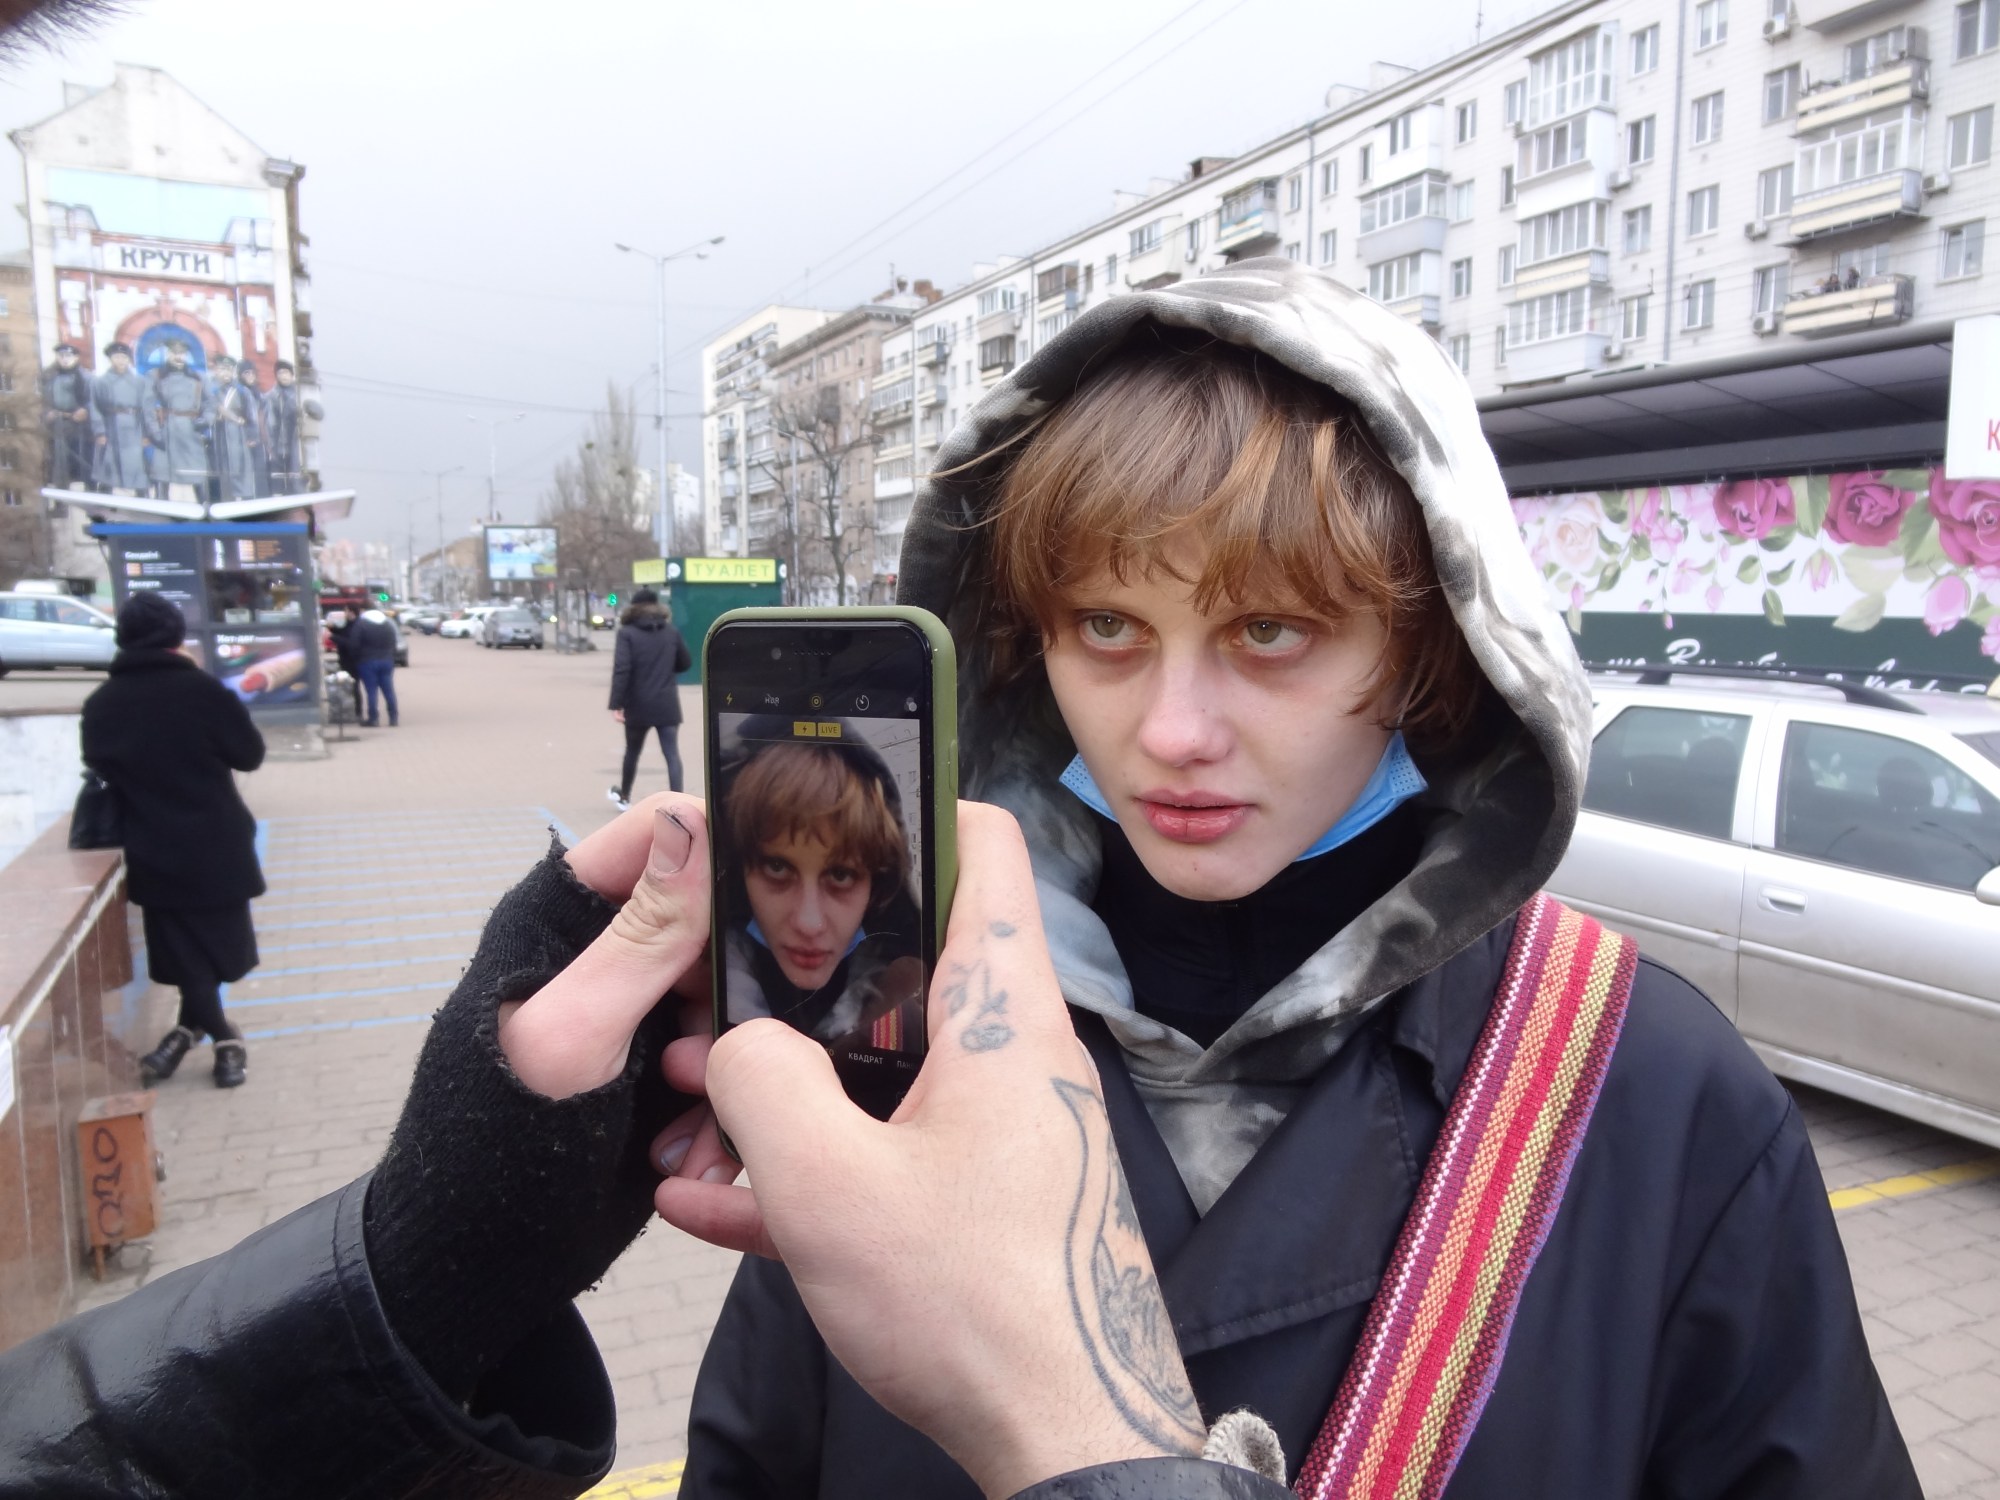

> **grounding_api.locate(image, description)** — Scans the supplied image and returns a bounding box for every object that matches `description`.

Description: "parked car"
[0,591,117,674]
[482,606,545,649]
[398,605,445,636]
[1546,665,2000,1147]
[438,606,495,639]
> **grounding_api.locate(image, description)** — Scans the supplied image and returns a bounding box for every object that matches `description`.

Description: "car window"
[0,598,37,621]
[1583,705,1750,839]
[1777,722,2000,891]
[48,600,100,627]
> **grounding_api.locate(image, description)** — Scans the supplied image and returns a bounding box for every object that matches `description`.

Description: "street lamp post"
[466,412,527,524]
[420,464,465,603]
[614,233,723,561]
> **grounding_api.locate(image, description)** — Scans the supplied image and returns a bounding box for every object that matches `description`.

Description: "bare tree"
[0,371,49,587]
[539,385,655,597]
[754,384,879,606]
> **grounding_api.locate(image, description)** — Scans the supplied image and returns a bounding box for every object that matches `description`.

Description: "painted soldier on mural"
[147,338,214,497]
[41,342,93,488]
[217,360,269,501]
[90,341,150,493]
[203,354,237,503]
[262,360,320,495]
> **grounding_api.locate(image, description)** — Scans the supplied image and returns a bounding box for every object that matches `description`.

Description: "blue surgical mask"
[1059,732,1427,863]
[747,919,867,958]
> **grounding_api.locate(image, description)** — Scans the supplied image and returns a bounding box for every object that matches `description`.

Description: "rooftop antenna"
[1475,2,1484,42]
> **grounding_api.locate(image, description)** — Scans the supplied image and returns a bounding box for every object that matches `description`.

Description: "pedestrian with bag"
[606,586,691,809]
[353,605,400,727]
[81,591,264,1090]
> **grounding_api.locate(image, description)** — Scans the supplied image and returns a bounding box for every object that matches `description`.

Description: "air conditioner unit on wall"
[1925,170,1951,194]
[1752,312,1780,334]
[1745,219,1770,239]
[1604,340,1626,360]
[1608,166,1633,191]
[1762,14,1792,40]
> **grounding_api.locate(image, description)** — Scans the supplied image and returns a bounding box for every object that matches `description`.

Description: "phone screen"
[707,620,935,1120]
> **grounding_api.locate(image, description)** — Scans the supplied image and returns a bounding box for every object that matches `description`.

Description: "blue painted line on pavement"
[259,907,491,935]
[536,806,582,846]
[227,980,455,1012]
[255,818,269,867]
[259,928,483,957]
[236,950,469,983]
[241,1012,434,1041]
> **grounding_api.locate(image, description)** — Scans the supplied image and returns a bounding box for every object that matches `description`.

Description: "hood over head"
[896,258,1589,1106]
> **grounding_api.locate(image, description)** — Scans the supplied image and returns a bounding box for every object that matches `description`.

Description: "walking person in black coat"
[605,588,691,809]
[81,591,265,1089]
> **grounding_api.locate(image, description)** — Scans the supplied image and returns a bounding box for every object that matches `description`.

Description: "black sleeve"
[1644,1097,1921,1499]
[364,839,693,1404]
[682,1255,831,1499]
[1007,1461,1291,1500]
[210,680,267,773]
[0,1179,617,1500]
[609,629,631,711]
[674,628,693,676]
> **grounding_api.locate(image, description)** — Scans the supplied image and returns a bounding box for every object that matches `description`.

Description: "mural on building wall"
[1513,470,2000,683]
[40,166,316,503]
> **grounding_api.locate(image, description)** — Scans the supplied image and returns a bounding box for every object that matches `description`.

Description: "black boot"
[213,1039,247,1089]
[139,1026,197,1083]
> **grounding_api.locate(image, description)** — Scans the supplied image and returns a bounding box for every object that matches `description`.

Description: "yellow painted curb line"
[583,1458,684,1498]
[1829,1154,2000,1211]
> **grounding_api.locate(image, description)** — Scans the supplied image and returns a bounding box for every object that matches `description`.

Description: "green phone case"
[702,605,960,1056]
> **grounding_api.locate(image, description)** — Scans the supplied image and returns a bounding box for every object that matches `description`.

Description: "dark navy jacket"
[683,921,1919,1499]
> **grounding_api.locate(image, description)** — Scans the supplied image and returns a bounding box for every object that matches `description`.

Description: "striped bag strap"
[1293,893,1638,1500]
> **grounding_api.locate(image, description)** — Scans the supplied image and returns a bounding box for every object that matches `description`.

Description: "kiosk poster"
[215,629,310,707]
[486,525,558,581]
[1513,468,2000,686]
[119,533,205,623]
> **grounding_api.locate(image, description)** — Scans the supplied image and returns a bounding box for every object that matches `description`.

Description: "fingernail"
[700,1164,734,1184]
[655,1135,693,1175]
[648,808,694,879]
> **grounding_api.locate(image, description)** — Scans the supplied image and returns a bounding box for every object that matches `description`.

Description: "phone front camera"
[770,646,783,660]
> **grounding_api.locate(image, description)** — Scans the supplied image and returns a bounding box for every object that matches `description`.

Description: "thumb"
[706,1018,880,1207]
[500,806,710,1098]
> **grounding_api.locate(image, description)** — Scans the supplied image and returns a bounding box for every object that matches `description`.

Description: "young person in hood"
[666,263,1919,1497]
[608,586,693,809]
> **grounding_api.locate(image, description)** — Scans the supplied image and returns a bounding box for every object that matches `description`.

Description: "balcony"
[1357,172,1449,262]
[1512,248,1610,300]
[747,469,776,496]
[1216,181,1279,257]
[1506,331,1615,384]
[1798,0,1920,32]
[1795,59,1927,135]
[1382,293,1442,329]
[976,306,1021,343]
[1781,273,1913,336]
[873,475,915,500]
[1783,168,1923,241]
[918,337,951,367]
[1037,264,1079,306]
[920,381,946,408]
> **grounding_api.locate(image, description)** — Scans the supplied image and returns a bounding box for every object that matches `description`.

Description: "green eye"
[1085,614,1125,640]
[1246,620,1285,645]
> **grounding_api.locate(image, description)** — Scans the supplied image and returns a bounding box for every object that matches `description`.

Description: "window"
[1496,325,1508,366]
[1584,707,1749,839]
[1621,292,1651,340]
[1796,107,1921,194]
[1359,144,1374,184]
[0,297,8,317]
[1318,229,1339,264]
[1508,286,1609,346]
[1,491,18,508]
[1387,111,1414,154]
[1692,92,1725,145]
[1451,257,1473,297]
[1957,0,1999,57]
[1753,262,1790,313]
[1367,253,1422,303]
[0,372,12,394]
[1519,201,1609,266]
[1836,241,1893,278]
[1768,0,1789,17]
[1944,220,1986,278]
[1456,101,1478,143]
[1519,116,1590,180]
[1525,29,1613,128]
[1448,333,1471,371]
[1283,241,1301,261]
[1845,25,1921,80]
[1500,165,1516,205]
[1683,278,1716,328]
[1949,107,1994,169]
[1632,23,1660,74]
[1186,218,1204,256]
[1627,115,1656,165]
[1623,205,1653,253]
[1775,723,2000,889]
[1321,159,1339,196]
[1757,163,1795,217]
[1696,0,1728,49]
[1360,173,1447,232]
[1687,185,1720,236]
[1764,65,1801,123]
[1499,244,1517,285]
[1037,311,1076,341]
[977,335,1016,371]
[976,286,1017,316]
[0,450,15,472]
[1450,181,1475,221]
[1287,173,1303,212]
[1504,80,1526,126]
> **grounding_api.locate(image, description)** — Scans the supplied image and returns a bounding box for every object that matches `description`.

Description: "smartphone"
[705,606,958,1123]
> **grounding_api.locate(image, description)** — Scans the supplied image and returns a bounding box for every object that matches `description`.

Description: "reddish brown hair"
[981,326,1481,751]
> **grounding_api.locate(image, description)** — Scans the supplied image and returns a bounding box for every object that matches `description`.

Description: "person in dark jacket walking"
[352,606,400,726]
[606,587,691,808]
[81,590,264,1089]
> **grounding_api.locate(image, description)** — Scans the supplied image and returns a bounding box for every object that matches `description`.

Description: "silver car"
[0,590,118,674]
[481,607,544,649]
[1547,667,2000,1147]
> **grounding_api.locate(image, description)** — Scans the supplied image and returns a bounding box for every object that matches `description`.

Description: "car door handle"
[1760,887,1808,914]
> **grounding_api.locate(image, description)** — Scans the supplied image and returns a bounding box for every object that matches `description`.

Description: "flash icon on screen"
[905,697,917,713]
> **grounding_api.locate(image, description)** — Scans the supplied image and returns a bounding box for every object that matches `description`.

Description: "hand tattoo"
[1052,1077,1206,1455]
[940,956,1015,1053]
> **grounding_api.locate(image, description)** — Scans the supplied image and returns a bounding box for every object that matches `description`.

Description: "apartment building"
[701,304,830,558]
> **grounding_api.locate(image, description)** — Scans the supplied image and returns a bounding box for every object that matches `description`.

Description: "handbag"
[68,769,123,850]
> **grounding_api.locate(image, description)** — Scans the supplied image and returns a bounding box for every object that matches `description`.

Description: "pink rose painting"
[1631,487,1686,560]
[1929,473,2000,577]
[1824,472,1916,547]
[1924,575,1970,637]
[1708,478,1795,541]
[1545,496,1607,573]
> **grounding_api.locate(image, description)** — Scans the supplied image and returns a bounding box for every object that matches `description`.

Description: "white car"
[0,591,118,673]
[1548,666,2000,1146]
[437,608,494,639]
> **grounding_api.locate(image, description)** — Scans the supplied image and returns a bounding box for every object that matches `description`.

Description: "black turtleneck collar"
[1089,799,1427,1048]
[110,647,198,674]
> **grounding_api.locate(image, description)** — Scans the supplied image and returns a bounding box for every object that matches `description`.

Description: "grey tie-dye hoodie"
[896,257,1593,1211]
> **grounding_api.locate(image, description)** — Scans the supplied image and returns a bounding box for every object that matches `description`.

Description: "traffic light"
[606,592,619,607]
[375,591,390,604]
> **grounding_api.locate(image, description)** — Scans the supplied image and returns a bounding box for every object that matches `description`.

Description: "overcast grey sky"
[1,0,1559,564]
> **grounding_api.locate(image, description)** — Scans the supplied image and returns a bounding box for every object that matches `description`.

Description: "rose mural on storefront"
[1512,468,2000,676]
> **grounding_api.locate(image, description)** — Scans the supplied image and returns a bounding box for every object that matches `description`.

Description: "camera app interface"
[715,696,927,1102]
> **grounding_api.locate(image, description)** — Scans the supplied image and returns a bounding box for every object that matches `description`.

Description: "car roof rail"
[1582,660,1928,714]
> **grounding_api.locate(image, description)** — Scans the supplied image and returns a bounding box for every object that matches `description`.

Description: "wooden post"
[76,1092,159,1280]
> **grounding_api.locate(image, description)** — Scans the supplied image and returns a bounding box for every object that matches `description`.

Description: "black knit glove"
[364,834,696,1403]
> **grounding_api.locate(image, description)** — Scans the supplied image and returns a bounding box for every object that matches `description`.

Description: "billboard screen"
[486,525,558,581]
